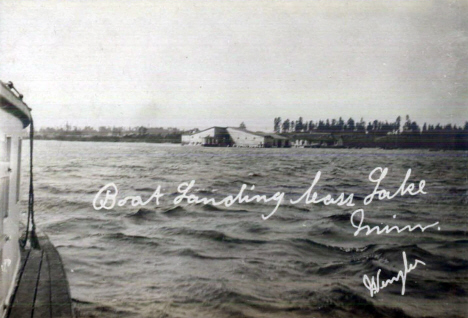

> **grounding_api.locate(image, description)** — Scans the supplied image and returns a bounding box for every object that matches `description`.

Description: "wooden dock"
[6,234,74,318]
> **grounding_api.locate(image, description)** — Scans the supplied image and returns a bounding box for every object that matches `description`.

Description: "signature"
[363,251,425,297]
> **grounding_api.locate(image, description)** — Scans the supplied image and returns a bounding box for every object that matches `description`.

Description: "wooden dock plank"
[8,249,43,318]
[42,240,73,318]
[33,252,51,318]
[7,233,73,318]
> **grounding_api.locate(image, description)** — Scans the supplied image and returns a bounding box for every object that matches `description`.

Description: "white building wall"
[227,128,264,147]
[181,128,216,145]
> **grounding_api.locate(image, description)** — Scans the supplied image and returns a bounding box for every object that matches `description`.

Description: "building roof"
[184,126,289,140]
[227,127,289,140]
[183,126,228,135]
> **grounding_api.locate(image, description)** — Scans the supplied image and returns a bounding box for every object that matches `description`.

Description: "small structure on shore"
[181,126,290,147]
[288,132,338,147]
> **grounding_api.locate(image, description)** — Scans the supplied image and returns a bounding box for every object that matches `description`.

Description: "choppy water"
[21,140,467,318]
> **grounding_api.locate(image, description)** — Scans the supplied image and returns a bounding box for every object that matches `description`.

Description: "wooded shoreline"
[31,132,468,150]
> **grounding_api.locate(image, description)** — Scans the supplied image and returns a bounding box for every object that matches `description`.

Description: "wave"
[158,227,268,245]
[133,187,157,192]
[99,232,160,247]
[247,172,263,177]
[178,283,414,318]
[244,223,270,234]
[125,208,158,219]
[43,217,124,233]
[437,229,467,237]
[289,238,376,254]
[166,248,239,260]
[326,286,413,318]
[324,213,352,222]
[55,244,106,251]
[437,239,468,249]
[36,184,98,195]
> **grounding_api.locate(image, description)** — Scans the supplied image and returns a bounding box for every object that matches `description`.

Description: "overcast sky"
[1,0,467,131]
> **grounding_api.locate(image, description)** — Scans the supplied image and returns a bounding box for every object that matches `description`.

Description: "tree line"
[273,116,468,135]
[38,124,182,137]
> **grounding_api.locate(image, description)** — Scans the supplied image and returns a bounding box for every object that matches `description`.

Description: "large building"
[181,126,290,147]
[181,127,231,146]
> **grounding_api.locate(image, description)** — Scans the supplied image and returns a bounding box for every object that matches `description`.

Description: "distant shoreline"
[32,135,181,144]
[30,133,468,150]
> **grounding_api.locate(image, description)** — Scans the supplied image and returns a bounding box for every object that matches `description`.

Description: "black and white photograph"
[1,1,467,317]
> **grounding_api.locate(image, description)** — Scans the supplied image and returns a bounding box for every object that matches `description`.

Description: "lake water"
[21,140,467,318]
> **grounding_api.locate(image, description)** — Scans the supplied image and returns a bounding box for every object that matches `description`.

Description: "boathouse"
[181,127,290,147]
[226,128,289,147]
[181,127,232,146]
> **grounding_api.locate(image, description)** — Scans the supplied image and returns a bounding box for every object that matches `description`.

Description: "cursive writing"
[93,183,164,210]
[351,209,439,236]
[174,180,285,220]
[363,251,425,297]
[364,167,426,205]
[290,171,355,207]
[92,168,430,224]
